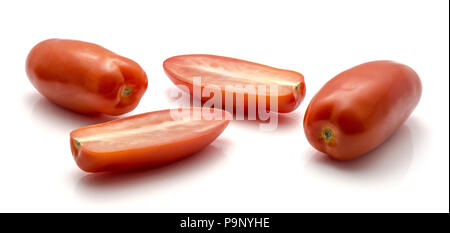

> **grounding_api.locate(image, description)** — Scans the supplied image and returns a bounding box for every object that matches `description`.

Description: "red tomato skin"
[70,108,230,172]
[26,39,148,115]
[163,54,306,113]
[303,61,422,160]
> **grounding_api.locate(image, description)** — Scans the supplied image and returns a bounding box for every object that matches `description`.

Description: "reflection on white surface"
[230,111,303,134]
[74,139,231,201]
[27,93,119,132]
[305,122,416,189]
[165,86,304,133]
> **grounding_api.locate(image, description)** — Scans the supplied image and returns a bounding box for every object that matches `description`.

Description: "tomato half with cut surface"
[26,39,148,116]
[70,108,231,172]
[303,61,422,160]
[163,54,306,113]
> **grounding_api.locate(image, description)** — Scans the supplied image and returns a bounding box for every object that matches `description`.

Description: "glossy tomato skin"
[163,54,306,113]
[26,39,148,115]
[70,108,230,172]
[303,61,421,160]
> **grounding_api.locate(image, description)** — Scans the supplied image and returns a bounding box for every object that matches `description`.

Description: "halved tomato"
[70,108,230,172]
[163,54,306,113]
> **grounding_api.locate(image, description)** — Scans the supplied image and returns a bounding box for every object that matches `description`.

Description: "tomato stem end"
[73,138,81,150]
[121,87,131,97]
[321,128,334,142]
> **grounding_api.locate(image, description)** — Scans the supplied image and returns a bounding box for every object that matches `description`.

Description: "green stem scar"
[122,87,131,97]
[321,128,334,142]
[73,139,81,150]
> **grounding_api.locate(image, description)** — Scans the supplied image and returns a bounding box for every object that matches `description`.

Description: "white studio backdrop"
[0,0,448,212]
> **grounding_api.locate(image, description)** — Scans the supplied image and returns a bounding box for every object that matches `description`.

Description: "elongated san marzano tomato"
[163,54,306,113]
[26,39,148,115]
[303,61,422,160]
[70,108,230,172]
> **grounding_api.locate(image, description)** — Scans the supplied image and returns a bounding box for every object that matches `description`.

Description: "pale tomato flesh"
[163,54,306,113]
[70,108,230,172]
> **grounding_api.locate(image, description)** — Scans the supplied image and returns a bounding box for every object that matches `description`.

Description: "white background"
[0,0,448,212]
